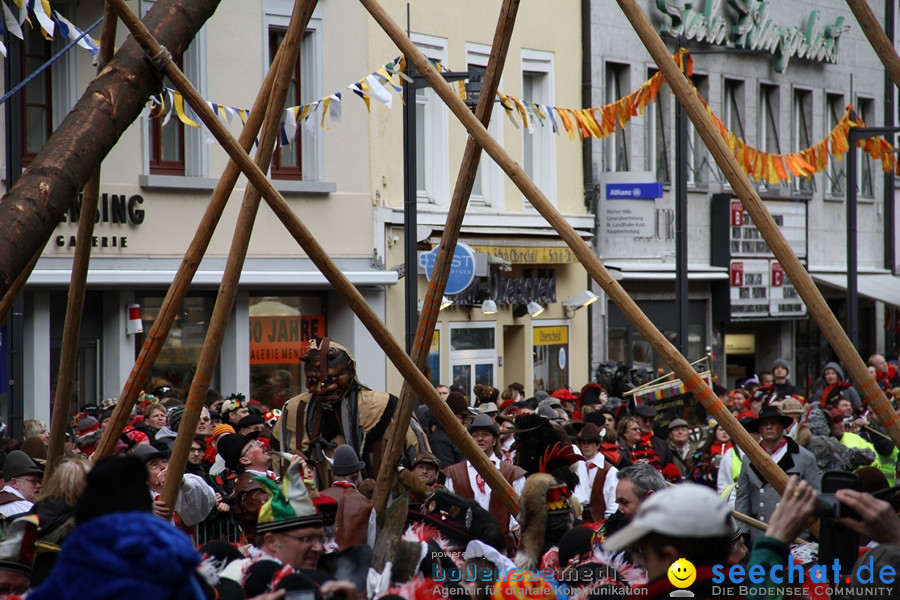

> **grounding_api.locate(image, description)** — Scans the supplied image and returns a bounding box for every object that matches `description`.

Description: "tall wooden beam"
[372,0,521,522]
[846,0,900,92]
[358,0,794,500]
[616,0,900,454]
[105,0,519,510]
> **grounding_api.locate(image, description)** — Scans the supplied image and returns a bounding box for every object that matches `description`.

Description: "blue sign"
[605,182,663,199]
[418,243,477,295]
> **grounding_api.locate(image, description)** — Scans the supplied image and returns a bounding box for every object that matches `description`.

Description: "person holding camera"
[735,406,820,542]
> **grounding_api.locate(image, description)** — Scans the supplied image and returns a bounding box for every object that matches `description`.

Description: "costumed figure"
[271,337,423,488]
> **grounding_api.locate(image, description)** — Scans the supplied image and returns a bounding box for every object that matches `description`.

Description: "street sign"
[419,242,477,295]
[604,182,664,199]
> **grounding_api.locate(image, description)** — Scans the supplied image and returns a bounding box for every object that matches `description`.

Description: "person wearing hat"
[734,405,820,542]
[443,414,526,555]
[220,394,250,427]
[217,432,273,545]
[666,418,697,478]
[429,391,472,470]
[630,404,677,478]
[603,483,741,600]
[572,423,619,521]
[133,444,217,538]
[237,413,265,437]
[220,458,328,585]
[319,445,376,549]
[411,451,441,485]
[0,451,43,518]
[771,358,802,398]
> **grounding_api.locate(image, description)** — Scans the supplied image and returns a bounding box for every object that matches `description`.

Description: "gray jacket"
[734,437,820,541]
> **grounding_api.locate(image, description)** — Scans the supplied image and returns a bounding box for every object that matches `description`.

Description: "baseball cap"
[667,418,689,430]
[603,483,732,551]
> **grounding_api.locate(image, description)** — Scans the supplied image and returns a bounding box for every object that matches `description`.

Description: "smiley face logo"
[667,558,696,589]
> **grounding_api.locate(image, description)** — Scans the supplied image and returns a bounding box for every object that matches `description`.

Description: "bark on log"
[0,0,221,294]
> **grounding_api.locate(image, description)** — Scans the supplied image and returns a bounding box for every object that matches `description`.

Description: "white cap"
[603,483,733,551]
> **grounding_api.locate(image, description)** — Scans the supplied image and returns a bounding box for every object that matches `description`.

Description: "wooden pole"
[109,0,519,513]
[616,0,900,452]
[106,0,520,512]
[91,8,294,461]
[372,0,520,523]
[46,8,118,476]
[159,0,314,510]
[357,0,790,499]
[846,0,900,92]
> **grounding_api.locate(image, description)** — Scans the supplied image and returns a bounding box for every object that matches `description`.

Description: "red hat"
[551,388,578,401]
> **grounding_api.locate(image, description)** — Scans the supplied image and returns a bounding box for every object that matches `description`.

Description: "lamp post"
[846,124,900,351]
[401,63,475,353]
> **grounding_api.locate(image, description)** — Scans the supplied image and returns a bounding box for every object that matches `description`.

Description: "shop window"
[248,294,326,409]
[758,83,781,192]
[646,68,670,185]
[856,97,874,198]
[793,89,813,194]
[604,62,629,172]
[450,324,495,401]
[723,78,745,186]
[22,34,52,167]
[825,93,845,196]
[148,56,186,176]
[425,329,441,387]
[687,73,708,186]
[522,49,556,208]
[533,324,569,392]
[413,33,449,205]
[137,294,219,398]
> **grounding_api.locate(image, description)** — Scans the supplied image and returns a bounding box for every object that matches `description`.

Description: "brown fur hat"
[515,473,557,570]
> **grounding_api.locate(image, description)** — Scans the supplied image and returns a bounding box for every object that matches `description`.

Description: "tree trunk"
[0,0,221,293]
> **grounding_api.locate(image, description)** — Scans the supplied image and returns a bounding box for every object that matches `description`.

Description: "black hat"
[245,560,283,598]
[467,413,499,437]
[446,391,470,416]
[275,572,323,600]
[216,433,258,471]
[131,443,169,464]
[236,414,265,430]
[747,406,793,432]
[2,451,43,480]
[74,456,153,525]
[634,404,656,419]
[331,445,366,476]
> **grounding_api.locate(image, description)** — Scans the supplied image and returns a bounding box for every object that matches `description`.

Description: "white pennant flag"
[328,94,342,124]
[365,74,393,109]
[2,3,23,40]
[283,107,298,142]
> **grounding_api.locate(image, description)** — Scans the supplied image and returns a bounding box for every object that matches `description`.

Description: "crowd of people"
[0,341,899,599]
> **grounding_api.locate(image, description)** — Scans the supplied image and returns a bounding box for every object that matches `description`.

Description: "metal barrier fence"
[196,514,243,546]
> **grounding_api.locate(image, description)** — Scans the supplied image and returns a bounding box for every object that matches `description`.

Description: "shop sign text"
[249,315,325,364]
[655,0,848,73]
[450,272,557,306]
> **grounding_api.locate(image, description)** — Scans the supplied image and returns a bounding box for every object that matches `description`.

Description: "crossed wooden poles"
[39,0,900,525]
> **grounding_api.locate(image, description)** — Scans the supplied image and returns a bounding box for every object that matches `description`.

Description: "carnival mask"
[302,337,355,403]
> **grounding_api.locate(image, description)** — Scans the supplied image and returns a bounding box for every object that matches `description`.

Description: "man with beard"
[271,337,422,487]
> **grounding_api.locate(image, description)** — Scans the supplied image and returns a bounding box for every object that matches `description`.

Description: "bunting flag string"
[0,0,99,58]
[145,48,896,185]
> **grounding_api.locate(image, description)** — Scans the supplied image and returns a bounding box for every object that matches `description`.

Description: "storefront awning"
[603,261,729,280]
[811,272,900,307]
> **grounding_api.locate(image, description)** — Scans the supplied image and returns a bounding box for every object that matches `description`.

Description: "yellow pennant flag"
[173,92,201,128]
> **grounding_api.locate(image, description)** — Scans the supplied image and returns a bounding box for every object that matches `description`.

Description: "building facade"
[1,0,591,430]
[586,0,898,393]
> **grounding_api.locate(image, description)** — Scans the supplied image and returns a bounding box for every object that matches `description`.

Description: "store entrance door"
[450,324,496,403]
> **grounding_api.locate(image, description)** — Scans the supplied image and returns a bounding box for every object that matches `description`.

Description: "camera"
[817,471,859,576]
[813,492,848,519]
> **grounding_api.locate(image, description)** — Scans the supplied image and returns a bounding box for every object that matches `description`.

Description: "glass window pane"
[248,295,326,409]
[452,365,471,398]
[416,91,426,193]
[426,331,440,386]
[450,327,495,351]
[475,363,493,388]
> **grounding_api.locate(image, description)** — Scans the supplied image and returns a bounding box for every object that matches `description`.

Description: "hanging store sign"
[654,0,848,73]
[450,272,557,306]
[600,172,658,239]
[419,243,477,295]
[249,315,325,364]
